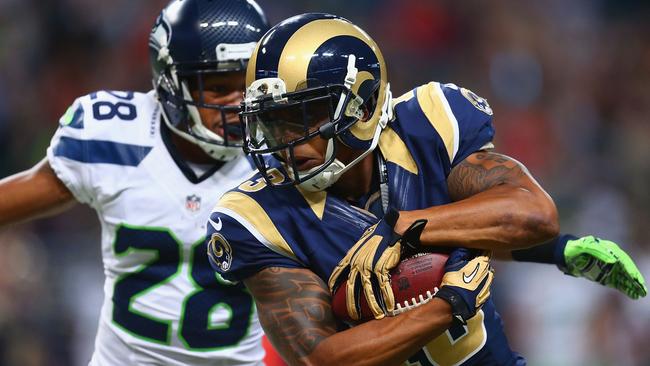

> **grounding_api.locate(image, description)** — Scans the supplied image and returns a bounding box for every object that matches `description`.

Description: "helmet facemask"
[154,61,249,161]
[148,0,270,162]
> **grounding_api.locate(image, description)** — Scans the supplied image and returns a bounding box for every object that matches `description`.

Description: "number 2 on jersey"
[112,224,254,350]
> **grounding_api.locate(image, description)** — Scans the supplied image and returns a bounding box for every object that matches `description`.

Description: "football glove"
[562,236,647,299]
[328,209,427,320]
[434,248,494,325]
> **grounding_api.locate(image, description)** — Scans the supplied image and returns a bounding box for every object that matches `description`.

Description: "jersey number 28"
[111,224,254,350]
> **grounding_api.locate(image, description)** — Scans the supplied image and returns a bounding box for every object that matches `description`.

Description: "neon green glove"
[564,236,647,299]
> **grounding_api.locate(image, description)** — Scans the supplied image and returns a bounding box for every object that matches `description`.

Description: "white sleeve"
[46,97,96,206]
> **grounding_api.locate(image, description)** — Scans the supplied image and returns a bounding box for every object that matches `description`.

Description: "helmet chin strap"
[298,83,393,192]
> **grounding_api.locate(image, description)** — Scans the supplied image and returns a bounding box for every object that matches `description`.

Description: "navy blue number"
[112,225,253,349]
[91,91,137,121]
[407,349,435,366]
[448,322,468,340]
[112,225,181,344]
[179,240,254,349]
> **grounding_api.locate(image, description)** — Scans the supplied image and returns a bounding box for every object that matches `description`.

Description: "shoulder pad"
[51,91,158,167]
[393,82,495,167]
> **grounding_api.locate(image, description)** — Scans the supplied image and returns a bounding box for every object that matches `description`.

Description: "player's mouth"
[213,119,243,141]
[293,156,323,172]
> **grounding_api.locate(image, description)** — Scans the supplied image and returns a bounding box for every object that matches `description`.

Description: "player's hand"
[562,236,647,299]
[434,248,494,325]
[328,209,427,320]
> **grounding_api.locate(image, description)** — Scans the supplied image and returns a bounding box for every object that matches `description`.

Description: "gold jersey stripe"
[416,82,460,163]
[296,188,327,220]
[218,192,296,260]
[392,89,415,106]
[378,127,418,175]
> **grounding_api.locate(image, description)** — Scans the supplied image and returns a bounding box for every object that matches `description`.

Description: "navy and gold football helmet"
[241,13,392,190]
[150,0,269,161]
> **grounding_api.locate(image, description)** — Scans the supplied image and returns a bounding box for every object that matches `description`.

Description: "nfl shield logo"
[185,195,201,212]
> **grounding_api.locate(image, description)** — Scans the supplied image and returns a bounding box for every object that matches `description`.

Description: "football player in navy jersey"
[0,1,286,365]
[206,13,647,365]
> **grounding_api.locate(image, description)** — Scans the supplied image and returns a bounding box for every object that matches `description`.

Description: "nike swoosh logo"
[463,263,480,284]
[209,217,223,231]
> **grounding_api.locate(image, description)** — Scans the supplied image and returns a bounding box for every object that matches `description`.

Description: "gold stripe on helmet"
[352,71,375,95]
[277,19,388,143]
[277,18,378,91]
[246,39,261,88]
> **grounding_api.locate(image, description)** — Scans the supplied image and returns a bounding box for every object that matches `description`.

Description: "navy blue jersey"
[207,82,525,366]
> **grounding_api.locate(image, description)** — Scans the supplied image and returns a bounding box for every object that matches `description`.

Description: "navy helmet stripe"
[308,35,380,88]
[54,136,153,167]
[254,13,341,80]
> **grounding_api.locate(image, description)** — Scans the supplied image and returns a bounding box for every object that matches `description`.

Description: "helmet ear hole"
[358,104,371,122]
[360,88,379,122]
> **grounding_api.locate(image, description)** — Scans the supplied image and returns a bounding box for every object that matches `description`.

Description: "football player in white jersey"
[0,1,282,365]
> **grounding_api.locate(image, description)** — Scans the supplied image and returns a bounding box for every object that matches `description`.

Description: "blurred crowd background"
[1,0,649,365]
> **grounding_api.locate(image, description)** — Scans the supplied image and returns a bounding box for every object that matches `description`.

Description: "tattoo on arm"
[447,151,529,201]
[244,267,338,364]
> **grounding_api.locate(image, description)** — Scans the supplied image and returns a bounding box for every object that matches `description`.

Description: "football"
[331,251,449,323]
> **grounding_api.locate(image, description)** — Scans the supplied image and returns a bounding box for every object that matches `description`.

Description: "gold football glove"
[434,249,494,324]
[328,210,426,320]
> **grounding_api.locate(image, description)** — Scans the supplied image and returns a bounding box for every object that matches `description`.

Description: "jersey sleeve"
[404,82,495,169]
[46,96,95,205]
[206,209,303,282]
[440,83,495,166]
[46,91,155,208]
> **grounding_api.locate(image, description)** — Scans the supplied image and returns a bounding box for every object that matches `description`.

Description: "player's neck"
[168,129,218,165]
[330,152,375,200]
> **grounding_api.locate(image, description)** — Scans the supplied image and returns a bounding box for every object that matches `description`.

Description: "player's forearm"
[0,159,75,227]
[306,299,453,366]
[492,234,569,261]
[397,184,559,250]
[396,151,559,250]
[246,267,453,366]
[506,234,575,265]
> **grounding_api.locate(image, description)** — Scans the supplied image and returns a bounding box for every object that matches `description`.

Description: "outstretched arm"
[395,151,558,250]
[245,267,454,366]
[0,158,76,227]
[498,235,648,299]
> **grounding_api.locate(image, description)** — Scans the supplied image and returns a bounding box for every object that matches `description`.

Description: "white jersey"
[47,90,264,366]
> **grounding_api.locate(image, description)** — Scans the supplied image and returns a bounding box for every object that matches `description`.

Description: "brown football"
[331,252,448,323]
